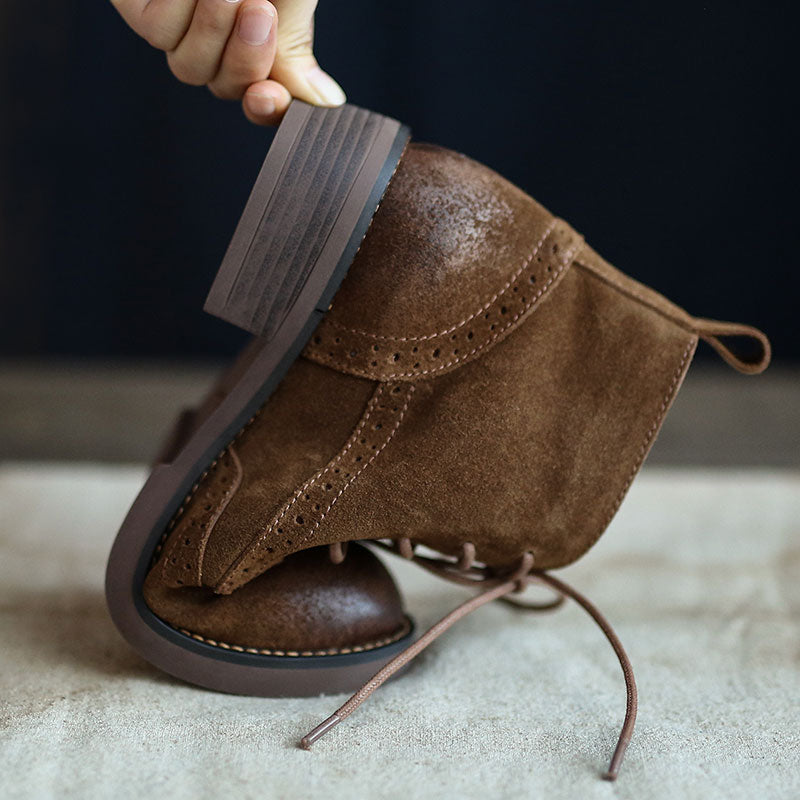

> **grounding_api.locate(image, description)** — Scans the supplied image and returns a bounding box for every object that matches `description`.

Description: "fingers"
[242,80,292,125]
[110,0,346,126]
[167,0,248,87]
[109,0,148,30]
[269,0,345,106]
[112,0,198,51]
[208,0,277,100]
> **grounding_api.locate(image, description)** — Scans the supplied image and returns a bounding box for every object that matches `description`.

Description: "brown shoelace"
[303,541,638,781]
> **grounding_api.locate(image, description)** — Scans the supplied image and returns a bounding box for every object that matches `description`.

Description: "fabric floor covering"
[1,464,798,799]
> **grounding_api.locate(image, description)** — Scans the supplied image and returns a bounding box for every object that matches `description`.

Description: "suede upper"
[146,141,771,613]
[304,145,584,381]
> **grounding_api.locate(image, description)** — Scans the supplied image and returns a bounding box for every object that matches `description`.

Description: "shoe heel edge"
[205,100,410,339]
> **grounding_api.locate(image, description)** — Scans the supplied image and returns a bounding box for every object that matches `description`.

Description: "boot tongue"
[302,142,583,381]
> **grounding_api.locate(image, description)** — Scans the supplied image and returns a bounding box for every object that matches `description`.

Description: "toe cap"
[143,543,409,654]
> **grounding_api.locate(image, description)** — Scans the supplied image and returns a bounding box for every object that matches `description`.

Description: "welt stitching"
[175,618,411,657]
[312,236,583,381]
[324,219,558,342]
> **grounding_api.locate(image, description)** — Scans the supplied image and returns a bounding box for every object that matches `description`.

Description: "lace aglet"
[299,714,342,750]
[602,736,631,781]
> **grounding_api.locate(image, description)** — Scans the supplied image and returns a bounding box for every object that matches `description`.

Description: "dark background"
[1,1,796,361]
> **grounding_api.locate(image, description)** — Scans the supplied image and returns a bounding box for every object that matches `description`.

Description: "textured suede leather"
[303,145,584,381]
[145,141,770,617]
[145,357,407,652]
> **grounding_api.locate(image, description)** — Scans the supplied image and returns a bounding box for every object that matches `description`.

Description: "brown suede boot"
[107,101,770,779]
[141,345,412,684]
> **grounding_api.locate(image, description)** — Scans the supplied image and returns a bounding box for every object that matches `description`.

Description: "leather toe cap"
[143,543,409,654]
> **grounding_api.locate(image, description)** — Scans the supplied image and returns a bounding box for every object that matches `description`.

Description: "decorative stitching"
[159,447,243,587]
[325,219,558,342]
[225,388,386,570]
[153,140,410,580]
[305,230,584,382]
[153,405,267,566]
[175,617,412,657]
[216,382,416,594]
[573,258,694,333]
[196,447,242,584]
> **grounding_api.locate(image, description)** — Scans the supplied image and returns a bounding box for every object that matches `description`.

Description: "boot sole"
[105,101,413,697]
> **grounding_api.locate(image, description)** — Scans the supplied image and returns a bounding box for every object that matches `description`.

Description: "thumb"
[269,0,346,106]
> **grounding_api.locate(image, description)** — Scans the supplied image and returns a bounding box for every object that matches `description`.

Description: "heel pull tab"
[693,318,772,375]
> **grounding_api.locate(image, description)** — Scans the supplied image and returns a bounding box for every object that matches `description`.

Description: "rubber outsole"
[105,101,413,697]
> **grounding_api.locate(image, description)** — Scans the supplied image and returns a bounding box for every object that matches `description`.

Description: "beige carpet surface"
[0,464,798,800]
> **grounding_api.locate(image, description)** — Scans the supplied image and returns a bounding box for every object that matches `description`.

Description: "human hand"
[110,0,345,125]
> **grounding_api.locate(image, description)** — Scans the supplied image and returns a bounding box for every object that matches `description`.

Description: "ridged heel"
[205,101,409,339]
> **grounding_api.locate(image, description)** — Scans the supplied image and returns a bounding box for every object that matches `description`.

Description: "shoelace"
[304,540,638,781]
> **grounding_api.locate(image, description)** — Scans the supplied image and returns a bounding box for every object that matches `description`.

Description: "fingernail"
[247,91,276,118]
[238,8,274,46]
[306,67,346,106]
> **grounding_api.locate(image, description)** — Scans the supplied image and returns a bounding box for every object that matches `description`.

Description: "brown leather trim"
[693,318,771,374]
[302,220,584,381]
[215,382,416,594]
[175,617,412,658]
